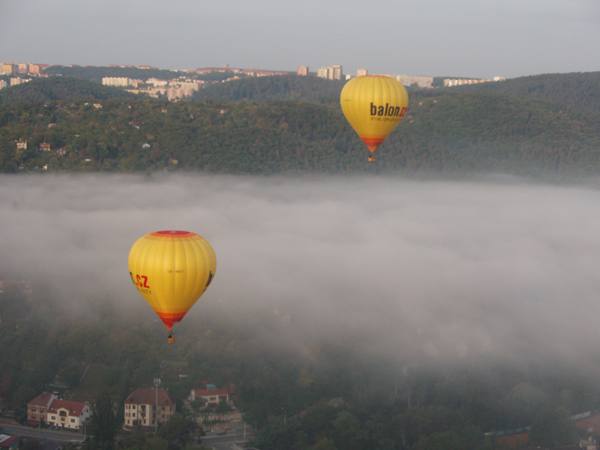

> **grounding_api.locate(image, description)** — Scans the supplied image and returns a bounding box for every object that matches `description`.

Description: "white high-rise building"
[329,64,343,80]
[316,64,343,81]
[396,75,434,88]
[101,77,131,87]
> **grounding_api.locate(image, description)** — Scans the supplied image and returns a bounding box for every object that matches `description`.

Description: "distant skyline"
[1,0,599,78]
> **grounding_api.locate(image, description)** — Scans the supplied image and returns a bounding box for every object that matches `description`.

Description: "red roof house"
[46,399,91,430]
[124,388,175,428]
[27,392,57,425]
[189,383,235,406]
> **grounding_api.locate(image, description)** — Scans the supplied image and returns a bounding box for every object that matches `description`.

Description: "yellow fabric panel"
[340,75,409,142]
[128,231,216,316]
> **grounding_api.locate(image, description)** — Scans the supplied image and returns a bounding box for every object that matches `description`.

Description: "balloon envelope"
[340,75,409,161]
[128,230,216,331]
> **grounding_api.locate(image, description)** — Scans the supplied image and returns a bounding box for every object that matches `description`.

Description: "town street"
[201,427,251,450]
[0,422,85,443]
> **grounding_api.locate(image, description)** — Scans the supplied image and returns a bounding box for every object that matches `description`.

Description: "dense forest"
[0,77,133,106]
[1,74,600,176]
[193,76,345,103]
[455,72,600,115]
[0,282,595,450]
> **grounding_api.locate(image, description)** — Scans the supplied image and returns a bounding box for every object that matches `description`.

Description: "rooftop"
[48,399,88,416]
[125,388,174,407]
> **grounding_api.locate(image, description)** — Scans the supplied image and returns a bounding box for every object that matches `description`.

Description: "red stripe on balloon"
[156,311,187,330]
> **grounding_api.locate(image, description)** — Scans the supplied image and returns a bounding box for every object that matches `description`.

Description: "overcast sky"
[1,0,599,80]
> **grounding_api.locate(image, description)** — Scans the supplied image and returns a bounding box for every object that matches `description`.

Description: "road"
[201,428,252,450]
[0,422,85,443]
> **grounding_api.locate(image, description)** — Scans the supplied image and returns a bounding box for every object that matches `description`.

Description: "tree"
[88,392,119,450]
[332,411,364,450]
[413,431,469,450]
[529,407,578,447]
[159,414,197,450]
[311,437,338,450]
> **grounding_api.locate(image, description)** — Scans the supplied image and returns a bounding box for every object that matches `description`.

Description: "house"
[574,411,600,435]
[27,392,57,426]
[0,434,18,449]
[46,399,91,430]
[189,383,234,407]
[486,411,600,449]
[15,140,27,151]
[485,428,529,449]
[39,142,51,152]
[124,388,175,428]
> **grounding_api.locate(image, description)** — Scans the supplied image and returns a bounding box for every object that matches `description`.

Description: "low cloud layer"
[2,174,600,369]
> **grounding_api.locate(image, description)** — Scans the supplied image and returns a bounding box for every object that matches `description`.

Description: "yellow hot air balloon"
[340,75,409,162]
[128,230,216,344]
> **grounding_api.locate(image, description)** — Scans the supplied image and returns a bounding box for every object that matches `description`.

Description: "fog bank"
[2,174,600,368]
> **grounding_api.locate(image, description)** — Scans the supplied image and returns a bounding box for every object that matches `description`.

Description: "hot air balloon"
[128,230,216,344]
[340,75,409,162]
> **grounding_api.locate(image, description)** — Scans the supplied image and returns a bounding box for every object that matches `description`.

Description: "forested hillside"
[1,75,600,175]
[452,71,600,114]
[193,75,345,103]
[0,77,133,105]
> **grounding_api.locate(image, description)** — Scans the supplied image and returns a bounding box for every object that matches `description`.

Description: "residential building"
[356,68,368,77]
[46,399,91,430]
[0,64,13,75]
[0,434,18,449]
[330,64,343,80]
[166,80,201,101]
[9,77,31,87]
[27,392,58,425]
[124,388,175,428]
[484,428,529,449]
[316,67,328,79]
[316,64,343,81]
[17,63,28,74]
[0,80,6,90]
[16,140,28,151]
[442,76,505,88]
[296,65,309,76]
[189,383,234,406]
[396,74,434,88]
[485,410,600,449]
[580,437,598,450]
[28,64,41,75]
[101,77,131,87]
[574,411,600,435]
[146,78,168,87]
[39,143,52,152]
